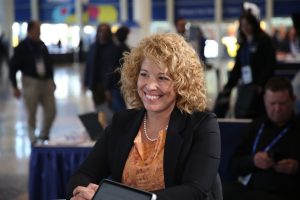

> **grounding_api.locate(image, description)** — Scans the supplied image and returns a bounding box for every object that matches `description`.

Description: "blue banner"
[89,0,119,5]
[175,0,214,20]
[223,0,265,19]
[14,0,300,24]
[82,0,120,24]
[39,0,119,24]
[274,0,300,17]
[14,0,31,22]
[152,0,166,21]
[39,0,75,23]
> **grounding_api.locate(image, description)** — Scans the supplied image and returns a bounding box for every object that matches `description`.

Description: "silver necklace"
[143,114,168,142]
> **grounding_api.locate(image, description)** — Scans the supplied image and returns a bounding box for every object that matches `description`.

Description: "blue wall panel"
[39,0,75,23]
[175,0,214,20]
[223,0,265,20]
[14,0,31,22]
[274,0,300,17]
[14,0,300,23]
[152,0,166,21]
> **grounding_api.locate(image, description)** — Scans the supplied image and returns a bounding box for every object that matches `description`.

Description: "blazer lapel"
[114,109,146,181]
[164,108,186,186]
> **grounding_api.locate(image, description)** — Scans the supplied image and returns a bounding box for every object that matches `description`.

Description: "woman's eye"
[139,72,147,77]
[159,76,170,81]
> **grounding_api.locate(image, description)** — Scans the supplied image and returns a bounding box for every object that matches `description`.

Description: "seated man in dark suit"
[223,77,300,200]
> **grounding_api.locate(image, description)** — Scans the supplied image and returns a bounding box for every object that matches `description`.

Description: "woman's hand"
[71,183,99,200]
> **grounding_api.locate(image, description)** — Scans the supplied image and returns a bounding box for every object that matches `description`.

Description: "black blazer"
[67,108,221,200]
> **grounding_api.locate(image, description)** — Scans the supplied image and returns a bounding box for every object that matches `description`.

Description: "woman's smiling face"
[137,58,177,114]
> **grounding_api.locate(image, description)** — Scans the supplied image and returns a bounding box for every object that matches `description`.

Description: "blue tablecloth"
[29,146,92,200]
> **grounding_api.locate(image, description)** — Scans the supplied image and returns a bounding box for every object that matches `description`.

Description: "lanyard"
[252,123,291,154]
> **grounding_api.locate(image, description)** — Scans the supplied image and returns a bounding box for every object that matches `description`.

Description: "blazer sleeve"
[156,113,221,200]
[66,125,112,199]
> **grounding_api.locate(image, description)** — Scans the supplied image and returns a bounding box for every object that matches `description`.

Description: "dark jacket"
[9,38,54,88]
[225,33,276,91]
[67,108,221,200]
[84,40,121,90]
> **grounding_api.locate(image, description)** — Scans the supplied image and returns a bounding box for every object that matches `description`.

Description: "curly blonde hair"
[120,33,207,114]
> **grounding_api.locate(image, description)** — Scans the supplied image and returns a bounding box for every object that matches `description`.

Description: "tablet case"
[92,179,157,200]
[78,112,103,141]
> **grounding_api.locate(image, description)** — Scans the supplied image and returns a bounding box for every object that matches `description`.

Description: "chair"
[218,118,251,182]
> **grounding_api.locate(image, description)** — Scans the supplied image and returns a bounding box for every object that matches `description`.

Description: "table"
[275,62,300,80]
[29,146,92,200]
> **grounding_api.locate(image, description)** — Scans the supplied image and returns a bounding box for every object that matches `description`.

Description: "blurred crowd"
[272,26,300,60]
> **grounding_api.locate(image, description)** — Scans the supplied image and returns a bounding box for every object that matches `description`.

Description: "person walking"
[9,21,56,144]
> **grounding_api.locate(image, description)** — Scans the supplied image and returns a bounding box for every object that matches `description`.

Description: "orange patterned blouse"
[122,129,167,191]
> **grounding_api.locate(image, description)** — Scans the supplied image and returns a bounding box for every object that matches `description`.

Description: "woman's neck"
[147,112,171,126]
[143,108,173,141]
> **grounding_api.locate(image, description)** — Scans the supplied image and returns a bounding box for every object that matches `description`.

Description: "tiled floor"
[0,60,223,200]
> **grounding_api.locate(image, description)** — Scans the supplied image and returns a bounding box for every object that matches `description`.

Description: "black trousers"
[91,84,106,106]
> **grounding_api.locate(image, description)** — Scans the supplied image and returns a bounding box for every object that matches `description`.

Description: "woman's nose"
[145,78,158,90]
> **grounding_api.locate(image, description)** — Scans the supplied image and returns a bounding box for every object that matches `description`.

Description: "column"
[75,0,84,63]
[75,0,83,35]
[166,0,174,27]
[31,0,39,20]
[266,0,273,34]
[133,0,151,42]
[215,0,224,91]
[0,0,14,54]
[120,0,128,23]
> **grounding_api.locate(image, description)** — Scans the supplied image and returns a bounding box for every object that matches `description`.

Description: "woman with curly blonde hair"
[121,33,207,113]
[67,33,221,200]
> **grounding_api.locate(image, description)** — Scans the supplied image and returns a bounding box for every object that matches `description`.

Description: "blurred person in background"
[83,23,121,121]
[272,26,290,55]
[175,17,188,40]
[214,10,276,119]
[110,25,130,112]
[175,18,209,68]
[9,21,56,144]
[196,27,207,65]
[223,77,300,200]
[0,32,9,77]
[287,26,300,57]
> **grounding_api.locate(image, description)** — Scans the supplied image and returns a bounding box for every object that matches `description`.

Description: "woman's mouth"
[145,94,160,100]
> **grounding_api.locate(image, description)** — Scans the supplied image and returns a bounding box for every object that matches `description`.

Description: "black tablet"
[92,179,157,200]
